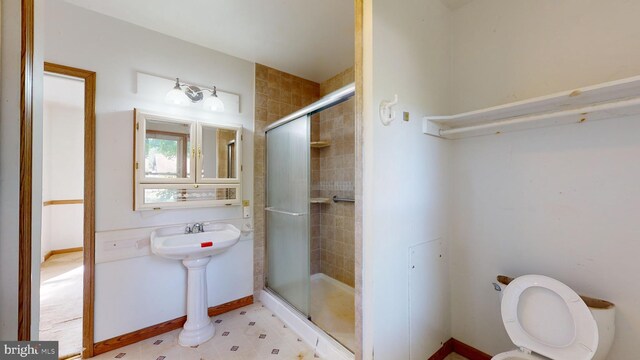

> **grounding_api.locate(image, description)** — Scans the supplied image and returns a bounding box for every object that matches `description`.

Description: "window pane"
[144,119,191,179]
[143,187,237,204]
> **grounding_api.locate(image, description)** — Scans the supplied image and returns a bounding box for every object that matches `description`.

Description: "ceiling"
[64,0,355,83]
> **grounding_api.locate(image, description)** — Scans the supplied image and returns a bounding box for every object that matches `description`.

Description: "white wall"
[0,0,45,339]
[41,75,85,259]
[364,0,452,359]
[44,0,255,341]
[41,205,84,257]
[449,1,640,358]
[450,0,640,114]
[451,119,640,357]
[0,0,22,339]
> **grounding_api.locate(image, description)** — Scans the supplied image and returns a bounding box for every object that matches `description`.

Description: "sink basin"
[150,222,241,347]
[151,223,241,260]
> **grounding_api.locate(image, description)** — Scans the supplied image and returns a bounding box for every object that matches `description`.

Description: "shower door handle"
[265,207,306,217]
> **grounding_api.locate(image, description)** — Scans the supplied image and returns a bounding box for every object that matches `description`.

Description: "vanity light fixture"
[202,86,225,112]
[165,78,225,112]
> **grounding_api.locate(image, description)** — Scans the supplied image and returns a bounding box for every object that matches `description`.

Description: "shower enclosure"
[265,84,355,352]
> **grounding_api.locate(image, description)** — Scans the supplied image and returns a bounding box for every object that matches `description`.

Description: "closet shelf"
[423,75,640,140]
[310,141,331,148]
[310,197,331,204]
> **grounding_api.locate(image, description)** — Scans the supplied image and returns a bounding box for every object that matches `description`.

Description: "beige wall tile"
[312,68,355,287]
[253,64,356,292]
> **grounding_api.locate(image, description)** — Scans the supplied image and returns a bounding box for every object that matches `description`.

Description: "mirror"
[144,119,192,180]
[134,110,242,210]
[199,124,239,180]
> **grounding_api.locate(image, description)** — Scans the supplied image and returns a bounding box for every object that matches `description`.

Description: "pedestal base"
[178,321,216,347]
[179,256,215,347]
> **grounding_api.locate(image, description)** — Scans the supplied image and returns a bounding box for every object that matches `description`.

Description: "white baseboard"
[259,289,354,360]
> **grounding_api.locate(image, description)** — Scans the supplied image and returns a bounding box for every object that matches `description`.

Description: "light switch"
[403,111,410,122]
[242,200,251,218]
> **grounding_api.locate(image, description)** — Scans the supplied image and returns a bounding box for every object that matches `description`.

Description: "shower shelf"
[310,197,331,204]
[423,74,640,140]
[310,141,331,148]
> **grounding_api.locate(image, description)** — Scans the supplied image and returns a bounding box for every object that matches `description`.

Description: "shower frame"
[263,82,355,338]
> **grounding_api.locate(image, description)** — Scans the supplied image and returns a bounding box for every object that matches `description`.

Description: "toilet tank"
[494,275,615,360]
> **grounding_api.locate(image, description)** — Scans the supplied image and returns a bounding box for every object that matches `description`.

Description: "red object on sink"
[200,242,213,248]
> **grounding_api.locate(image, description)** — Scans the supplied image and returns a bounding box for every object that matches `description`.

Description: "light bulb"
[203,87,225,112]
[164,78,189,106]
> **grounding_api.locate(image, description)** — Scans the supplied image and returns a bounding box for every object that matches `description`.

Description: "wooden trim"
[428,338,454,360]
[44,62,95,79]
[428,338,492,360]
[42,247,83,262]
[18,0,35,341]
[42,251,52,262]
[53,247,83,256]
[92,295,253,356]
[133,109,138,211]
[43,199,84,206]
[205,295,253,317]
[497,274,615,309]
[44,61,97,358]
[452,339,492,360]
[146,129,190,137]
[145,130,189,178]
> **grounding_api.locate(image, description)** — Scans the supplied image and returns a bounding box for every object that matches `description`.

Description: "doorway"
[39,69,85,358]
[30,62,96,359]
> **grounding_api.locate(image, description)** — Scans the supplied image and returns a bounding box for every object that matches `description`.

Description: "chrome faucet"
[192,223,204,233]
[185,223,205,234]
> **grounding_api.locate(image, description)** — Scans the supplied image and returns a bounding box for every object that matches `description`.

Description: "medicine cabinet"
[133,109,242,210]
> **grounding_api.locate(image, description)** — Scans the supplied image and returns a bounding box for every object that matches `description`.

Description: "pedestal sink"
[150,222,241,347]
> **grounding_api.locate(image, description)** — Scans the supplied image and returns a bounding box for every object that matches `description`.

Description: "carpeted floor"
[39,251,83,358]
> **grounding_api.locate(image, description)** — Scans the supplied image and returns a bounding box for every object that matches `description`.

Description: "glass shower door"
[265,115,311,316]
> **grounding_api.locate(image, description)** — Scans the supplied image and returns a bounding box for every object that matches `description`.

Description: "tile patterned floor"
[40,251,83,358]
[91,302,320,360]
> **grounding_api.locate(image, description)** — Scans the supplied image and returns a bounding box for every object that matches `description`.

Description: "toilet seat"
[500,275,598,360]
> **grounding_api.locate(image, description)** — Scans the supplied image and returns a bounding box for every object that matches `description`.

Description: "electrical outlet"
[242,200,251,218]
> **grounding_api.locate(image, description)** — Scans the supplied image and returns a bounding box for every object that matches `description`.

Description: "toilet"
[493,274,615,360]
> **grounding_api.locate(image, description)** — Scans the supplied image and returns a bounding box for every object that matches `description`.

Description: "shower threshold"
[260,288,354,360]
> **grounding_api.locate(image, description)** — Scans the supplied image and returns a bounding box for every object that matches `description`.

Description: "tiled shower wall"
[253,64,355,293]
[253,64,320,294]
[311,68,356,287]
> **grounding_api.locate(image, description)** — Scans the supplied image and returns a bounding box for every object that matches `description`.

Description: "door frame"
[264,114,312,316]
[18,3,97,354]
[18,0,35,343]
[44,62,97,359]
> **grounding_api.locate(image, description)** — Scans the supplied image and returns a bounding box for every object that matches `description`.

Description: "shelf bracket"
[422,117,444,138]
